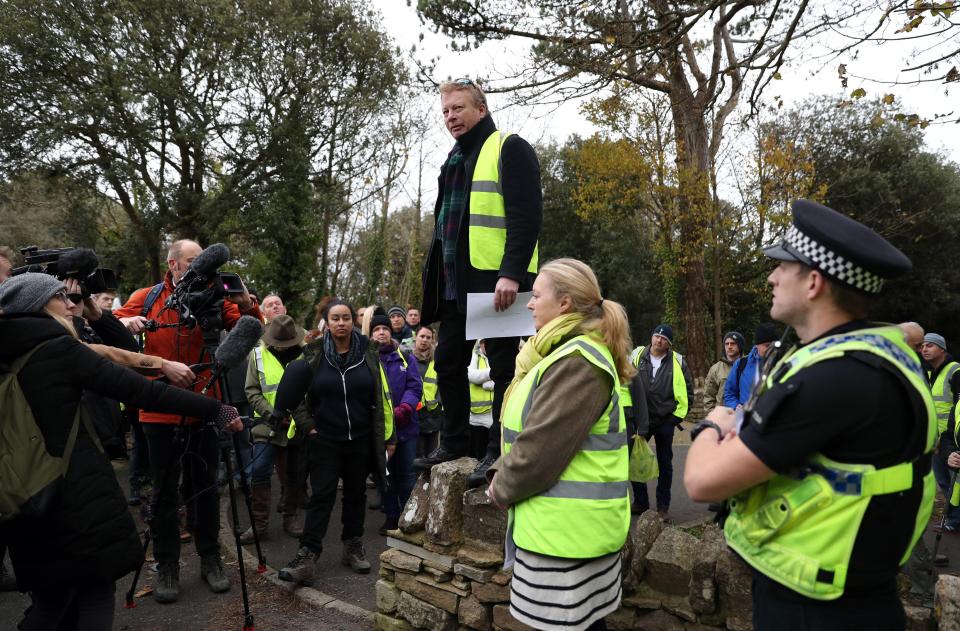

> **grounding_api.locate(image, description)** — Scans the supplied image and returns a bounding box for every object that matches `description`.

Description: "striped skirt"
[508,547,622,631]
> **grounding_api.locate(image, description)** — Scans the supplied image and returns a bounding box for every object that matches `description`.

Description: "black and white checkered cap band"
[785,226,885,294]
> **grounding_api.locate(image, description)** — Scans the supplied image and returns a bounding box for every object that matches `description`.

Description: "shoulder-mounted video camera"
[13,246,118,297]
[164,243,246,333]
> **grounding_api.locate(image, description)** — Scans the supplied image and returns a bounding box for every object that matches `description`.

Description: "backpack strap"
[140,282,165,318]
[4,339,89,461]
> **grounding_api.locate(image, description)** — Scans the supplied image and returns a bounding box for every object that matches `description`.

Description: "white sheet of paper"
[465,292,535,340]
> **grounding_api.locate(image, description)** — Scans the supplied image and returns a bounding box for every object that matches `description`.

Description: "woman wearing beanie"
[272,299,395,584]
[486,259,634,631]
[0,273,243,631]
[369,310,423,534]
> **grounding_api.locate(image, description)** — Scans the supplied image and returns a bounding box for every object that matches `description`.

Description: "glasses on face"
[54,289,70,303]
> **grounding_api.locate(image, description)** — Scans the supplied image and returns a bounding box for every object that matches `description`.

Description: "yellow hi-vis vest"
[287,360,395,443]
[502,334,629,558]
[253,344,300,418]
[631,346,689,419]
[468,130,538,274]
[929,360,960,435]
[419,359,440,411]
[470,345,493,414]
[724,326,937,601]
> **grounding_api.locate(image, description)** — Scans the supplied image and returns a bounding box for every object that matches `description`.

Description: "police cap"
[763,199,911,295]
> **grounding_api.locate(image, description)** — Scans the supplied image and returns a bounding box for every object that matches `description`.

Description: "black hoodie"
[0,313,222,590]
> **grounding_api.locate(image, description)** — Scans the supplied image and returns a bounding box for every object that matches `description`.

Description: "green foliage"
[766,97,960,340]
[538,139,664,346]
[0,0,408,294]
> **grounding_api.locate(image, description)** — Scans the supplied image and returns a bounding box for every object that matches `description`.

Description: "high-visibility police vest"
[470,347,494,414]
[253,344,301,418]
[469,130,538,274]
[287,359,395,443]
[929,361,960,435]
[631,346,688,419]
[502,334,629,558]
[724,327,937,601]
[419,359,440,411]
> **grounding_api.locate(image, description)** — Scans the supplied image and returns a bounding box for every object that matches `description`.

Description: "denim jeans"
[632,417,676,511]
[383,438,417,520]
[246,441,282,485]
[933,432,960,527]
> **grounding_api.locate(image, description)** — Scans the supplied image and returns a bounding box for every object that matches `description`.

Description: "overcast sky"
[371,1,958,209]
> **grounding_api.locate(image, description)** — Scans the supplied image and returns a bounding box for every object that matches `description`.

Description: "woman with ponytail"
[485,258,634,631]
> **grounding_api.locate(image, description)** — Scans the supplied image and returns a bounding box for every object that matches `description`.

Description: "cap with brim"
[261,314,305,349]
[763,199,912,295]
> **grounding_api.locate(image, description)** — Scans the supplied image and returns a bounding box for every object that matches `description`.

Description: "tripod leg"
[123,527,152,608]
[222,443,256,631]
[232,432,267,573]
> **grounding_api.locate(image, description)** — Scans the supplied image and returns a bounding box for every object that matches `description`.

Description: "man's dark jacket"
[421,115,542,323]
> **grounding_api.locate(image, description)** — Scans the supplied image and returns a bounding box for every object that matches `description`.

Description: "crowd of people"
[0,78,956,631]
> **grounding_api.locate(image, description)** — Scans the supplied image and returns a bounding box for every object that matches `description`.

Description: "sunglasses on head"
[453,77,476,87]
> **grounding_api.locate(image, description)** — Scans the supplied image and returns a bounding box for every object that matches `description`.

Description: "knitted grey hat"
[924,333,947,351]
[0,272,66,314]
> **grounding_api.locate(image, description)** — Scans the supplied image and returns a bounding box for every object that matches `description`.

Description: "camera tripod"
[124,336,266,631]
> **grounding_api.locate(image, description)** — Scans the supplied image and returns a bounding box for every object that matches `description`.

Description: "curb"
[218,500,375,625]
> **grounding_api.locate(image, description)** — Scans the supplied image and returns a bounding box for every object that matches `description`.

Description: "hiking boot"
[282,514,304,538]
[412,446,461,472]
[154,563,180,604]
[200,555,231,593]
[0,562,16,592]
[467,453,498,489]
[341,537,371,574]
[279,546,319,585]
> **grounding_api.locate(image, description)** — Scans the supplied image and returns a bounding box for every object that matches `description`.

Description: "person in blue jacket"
[370,310,423,534]
[724,323,778,408]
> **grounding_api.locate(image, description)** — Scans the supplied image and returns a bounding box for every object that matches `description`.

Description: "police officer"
[684,200,934,631]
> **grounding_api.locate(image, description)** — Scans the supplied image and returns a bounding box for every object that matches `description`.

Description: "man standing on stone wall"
[413,78,542,489]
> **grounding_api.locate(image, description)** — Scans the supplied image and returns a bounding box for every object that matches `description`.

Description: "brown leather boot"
[239,482,271,545]
[282,482,304,538]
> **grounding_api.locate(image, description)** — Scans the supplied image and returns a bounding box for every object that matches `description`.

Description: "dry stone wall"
[376,457,955,631]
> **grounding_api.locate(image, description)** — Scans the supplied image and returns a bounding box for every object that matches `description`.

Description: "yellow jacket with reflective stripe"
[630,346,689,419]
[469,130,538,274]
[419,359,440,411]
[469,345,493,414]
[502,334,629,558]
[929,360,960,435]
[724,326,936,601]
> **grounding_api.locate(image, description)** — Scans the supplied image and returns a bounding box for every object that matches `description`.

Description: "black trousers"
[751,575,906,631]
[300,435,371,554]
[434,300,519,457]
[143,422,221,565]
[18,581,115,631]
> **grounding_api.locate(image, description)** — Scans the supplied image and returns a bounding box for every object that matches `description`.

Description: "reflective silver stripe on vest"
[471,214,507,229]
[261,383,278,393]
[502,426,624,451]
[540,480,630,501]
[933,364,960,403]
[471,401,492,411]
[472,179,502,194]
[423,376,438,384]
[425,399,440,408]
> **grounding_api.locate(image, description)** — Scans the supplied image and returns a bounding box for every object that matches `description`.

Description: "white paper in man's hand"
[465,292,535,340]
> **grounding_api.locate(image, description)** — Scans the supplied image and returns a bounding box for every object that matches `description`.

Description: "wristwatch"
[691,420,723,442]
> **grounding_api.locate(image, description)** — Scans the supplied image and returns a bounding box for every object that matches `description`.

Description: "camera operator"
[0,273,243,631]
[113,239,262,605]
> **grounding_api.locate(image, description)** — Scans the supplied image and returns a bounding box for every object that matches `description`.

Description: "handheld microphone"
[199,316,264,394]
